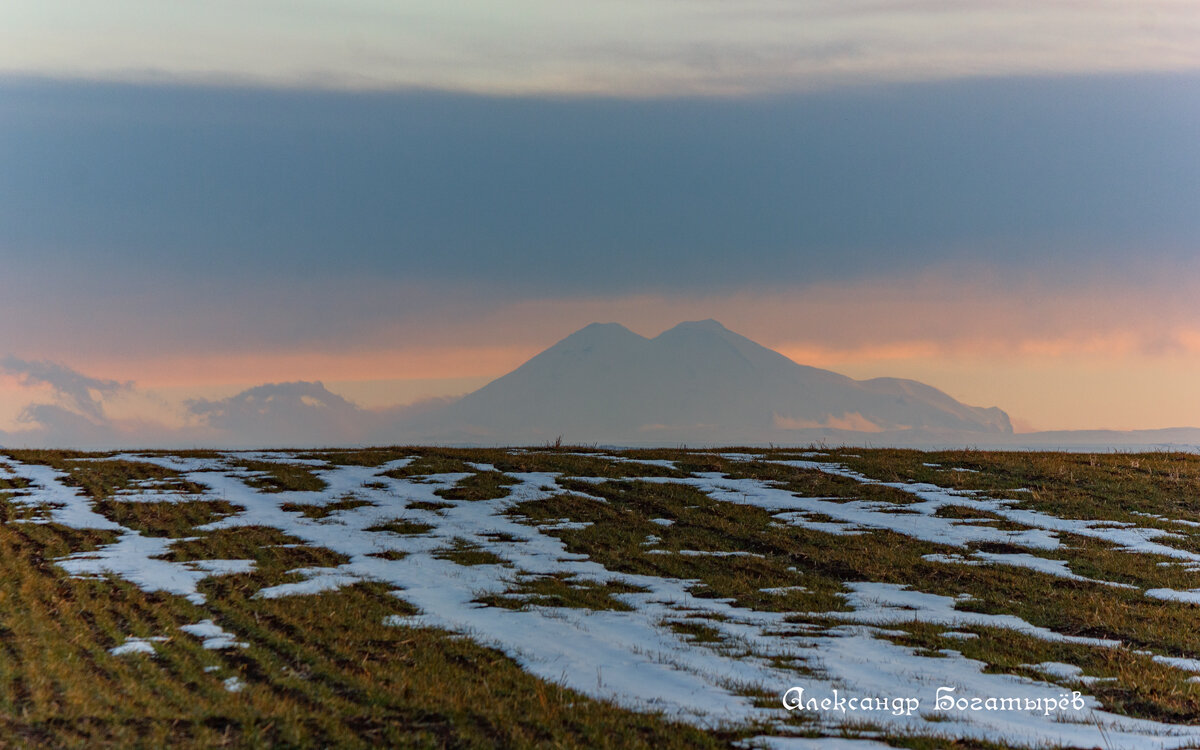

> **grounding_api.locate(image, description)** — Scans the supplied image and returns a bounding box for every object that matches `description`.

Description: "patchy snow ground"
[6,451,1200,748]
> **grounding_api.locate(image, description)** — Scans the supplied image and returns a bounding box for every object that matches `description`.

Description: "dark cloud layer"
[3,73,1196,298]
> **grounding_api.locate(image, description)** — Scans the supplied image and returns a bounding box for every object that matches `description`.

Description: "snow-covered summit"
[408,320,1012,444]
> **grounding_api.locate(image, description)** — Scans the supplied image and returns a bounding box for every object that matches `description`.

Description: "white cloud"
[0,357,439,448]
[0,355,131,423]
[2,1,1197,94]
[186,381,378,446]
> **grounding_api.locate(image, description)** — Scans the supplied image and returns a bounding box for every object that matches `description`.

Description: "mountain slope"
[407,320,1012,444]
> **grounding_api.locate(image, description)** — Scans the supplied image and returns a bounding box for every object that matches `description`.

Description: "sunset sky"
[2,1,1198,445]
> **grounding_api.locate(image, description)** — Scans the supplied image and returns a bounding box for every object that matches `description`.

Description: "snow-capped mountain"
[406,319,1011,444]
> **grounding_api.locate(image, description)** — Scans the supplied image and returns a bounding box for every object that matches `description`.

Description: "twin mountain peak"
[415,319,1012,443]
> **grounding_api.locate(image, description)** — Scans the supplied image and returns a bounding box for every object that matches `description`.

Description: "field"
[3,446,1200,748]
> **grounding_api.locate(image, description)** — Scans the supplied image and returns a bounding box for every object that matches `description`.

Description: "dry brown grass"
[6,445,1200,745]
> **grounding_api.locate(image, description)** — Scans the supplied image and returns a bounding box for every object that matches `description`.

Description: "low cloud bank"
[186,382,372,446]
[1,355,132,424]
[0,356,441,449]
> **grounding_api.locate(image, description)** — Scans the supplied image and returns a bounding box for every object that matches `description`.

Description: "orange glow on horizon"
[6,269,1200,434]
[73,345,539,391]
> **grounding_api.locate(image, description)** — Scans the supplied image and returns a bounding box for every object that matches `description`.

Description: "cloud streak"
[2,1,1197,93]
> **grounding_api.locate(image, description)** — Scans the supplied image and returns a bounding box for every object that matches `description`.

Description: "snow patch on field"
[181,619,248,650]
[923,551,1137,589]
[7,450,1200,747]
[110,636,168,656]
[1146,587,1200,605]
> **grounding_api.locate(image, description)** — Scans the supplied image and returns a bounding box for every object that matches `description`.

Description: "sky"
[1,1,1198,446]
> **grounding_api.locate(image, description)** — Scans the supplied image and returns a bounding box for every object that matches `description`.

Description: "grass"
[0,464,42,521]
[380,452,475,478]
[406,499,455,512]
[280,495,374,520]
[0,540,723,748]
[881,621,1200,723]
[474,572,647,612]
[435,469,518,501]
[378,454,522,501]
[95,499,241,537]
[7,445,1200,745]
[377,447,687,480]
[367,549,408,561]
[828,448,1200,526]
[162,526,352,595]
[5,451,209,500]
[304,448,412,467]
[509,459,1200,725]
[664,619,726,644]
[0,452,742,748]
[433,537,511,567]
[0,464,31,494]
[364,519,436,536]
[513,480,848,613]
[232,458,327,493]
